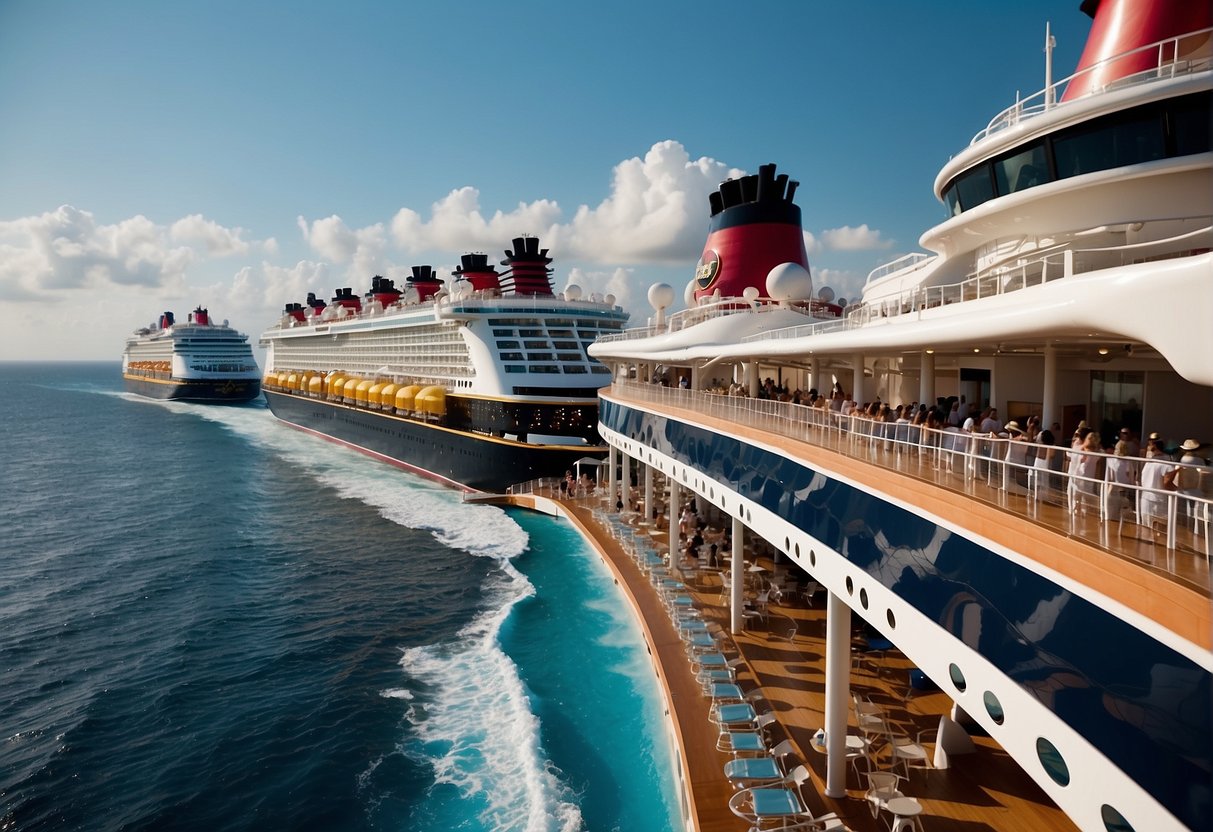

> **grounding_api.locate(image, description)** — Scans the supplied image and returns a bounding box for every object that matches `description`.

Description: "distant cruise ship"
[123,307,261,403]
[259,236,629,492]
[590,1,1211,830]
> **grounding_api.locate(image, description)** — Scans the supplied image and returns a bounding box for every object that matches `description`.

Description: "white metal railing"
[610,381,1212,581]
[742,223,1213,344]
[864,252,934,286]
[595,298,827,345]
[974,27,1213,144]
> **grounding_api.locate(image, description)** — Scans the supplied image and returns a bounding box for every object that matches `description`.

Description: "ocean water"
[0,362,680,832]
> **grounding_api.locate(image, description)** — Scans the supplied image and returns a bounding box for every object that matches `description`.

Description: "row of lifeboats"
[262,371,447,417]
[128,360,172,371]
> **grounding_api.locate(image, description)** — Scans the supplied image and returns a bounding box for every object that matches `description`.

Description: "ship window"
[518,328,544,337]
[1036,737,1070,786]
[591,366,610,374]
[529,365,560,374]
[504,365,526,373]
[548,329,575,337]
[1054,111,1165,178]
[496,340,520,349]
[557,353,583,362]
[994,141,1051,194]
[500,352,524,361]
[563,365,588,374]
[524,340,549,349]
[528,352,554,361]
[1172,92,1211,156]
[954,165,995,212]
[552,340,580,350]
[492,328,514,336]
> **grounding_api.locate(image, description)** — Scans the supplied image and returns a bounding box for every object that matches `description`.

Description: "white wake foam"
[155,402,528,558]
[145,401,578,828]
[396,560,583,832]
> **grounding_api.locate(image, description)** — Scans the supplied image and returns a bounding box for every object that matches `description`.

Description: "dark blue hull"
[263,388,603,492]
[124,374,261,403]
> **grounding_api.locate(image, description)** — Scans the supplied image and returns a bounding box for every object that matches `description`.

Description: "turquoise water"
[0,362,680,832]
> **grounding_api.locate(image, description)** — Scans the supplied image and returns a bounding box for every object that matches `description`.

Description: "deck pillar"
[608,444,618,508]
[731,516,745,634]
[669,478,681,565]
[852,353,866,404]
[621,451,631,511]
[644,461,654,521]
[920,350,936,406]
[824,590,851,798]
[1042,345,1058,429]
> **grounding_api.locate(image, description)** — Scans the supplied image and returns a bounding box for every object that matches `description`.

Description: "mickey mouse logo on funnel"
[695,249,721,291]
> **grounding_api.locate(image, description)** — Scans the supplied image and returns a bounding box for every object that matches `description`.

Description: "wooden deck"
[505,490,1078,832]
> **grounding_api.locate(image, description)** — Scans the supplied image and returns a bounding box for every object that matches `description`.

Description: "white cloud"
[297,215,389,280]
[820,223,891,251]
[558,141,743,264]
[170,214,252,256]
[390,187,562,254]
[562,267,638,321]
[803,230,821,256]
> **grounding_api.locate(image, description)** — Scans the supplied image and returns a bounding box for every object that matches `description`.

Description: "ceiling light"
[1098,347,1109,355]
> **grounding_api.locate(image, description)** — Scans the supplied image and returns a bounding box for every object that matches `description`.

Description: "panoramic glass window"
[1053,112,1165,178]
[994,142,1051,193]
[955,166,996,212]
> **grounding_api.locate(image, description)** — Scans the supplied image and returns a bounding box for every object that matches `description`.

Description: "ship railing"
[609,381,1212,580]
[975,26,1213,145]
[743,222,1213,344]
[596,297,824,345]
[864,252,934,286]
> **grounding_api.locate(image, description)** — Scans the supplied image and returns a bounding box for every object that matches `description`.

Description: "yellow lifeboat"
[342,377,361,402]
[286,372,300,391]
[354,378,376,406]
[416,386,446,418]
[307,375,324,397]
[394,384,422,414]
[326,374,347,400]
[367,381,386,409]
[379,383,399,409]
[263,372,279,389]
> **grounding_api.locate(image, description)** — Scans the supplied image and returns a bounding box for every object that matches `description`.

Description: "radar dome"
[766,262,813,301]
[684,280,697,307]
[742,286,760,302]
[565,283,583,301]
[648,282,675,311]
[604,293,616,306]
[817,285,835,303]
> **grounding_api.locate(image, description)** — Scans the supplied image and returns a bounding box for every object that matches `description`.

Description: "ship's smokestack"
[406,265,444,302]
[1063,0,1211,101]
[693,163,810,302]
[453,253,501,293]
[500,236,554,297]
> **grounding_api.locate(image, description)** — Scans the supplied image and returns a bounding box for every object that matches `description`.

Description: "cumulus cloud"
[820,224,891,251]
[803,230,821,256]
[558,141,744,264]
[297,215,390,280]
[0,206,197,300]
[170,214,252,256]
[0,206,279,303]
[390,187,562,254]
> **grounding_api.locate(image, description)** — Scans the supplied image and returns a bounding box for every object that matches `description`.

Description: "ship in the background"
[259,236,629,492]
[123,307,261,403]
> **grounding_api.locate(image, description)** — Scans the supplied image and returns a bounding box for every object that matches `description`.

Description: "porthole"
[1037,737,1070,787]
[785,537,790,551]
[983,691,1004,725]
[859,588,869,609]
[1100,805,1134,832]
[845,576,854,595]
[949,663,966,692]
[809,550,817,567]
[886,609,896,629]
[794,542,800,557]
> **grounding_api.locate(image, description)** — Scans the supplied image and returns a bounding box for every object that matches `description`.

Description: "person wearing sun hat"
[1174,440,1207,505]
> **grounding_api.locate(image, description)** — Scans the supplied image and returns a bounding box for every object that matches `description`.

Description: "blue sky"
[0,1,1091,359]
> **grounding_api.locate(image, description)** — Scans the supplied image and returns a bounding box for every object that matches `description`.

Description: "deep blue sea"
[0,362,680,832]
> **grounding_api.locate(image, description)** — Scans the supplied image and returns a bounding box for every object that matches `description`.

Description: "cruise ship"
[259,236,629,491]
[122,307,261,403]
[588,2,1212,830]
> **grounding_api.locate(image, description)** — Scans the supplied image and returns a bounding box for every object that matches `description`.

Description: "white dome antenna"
[648,282,675,327]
